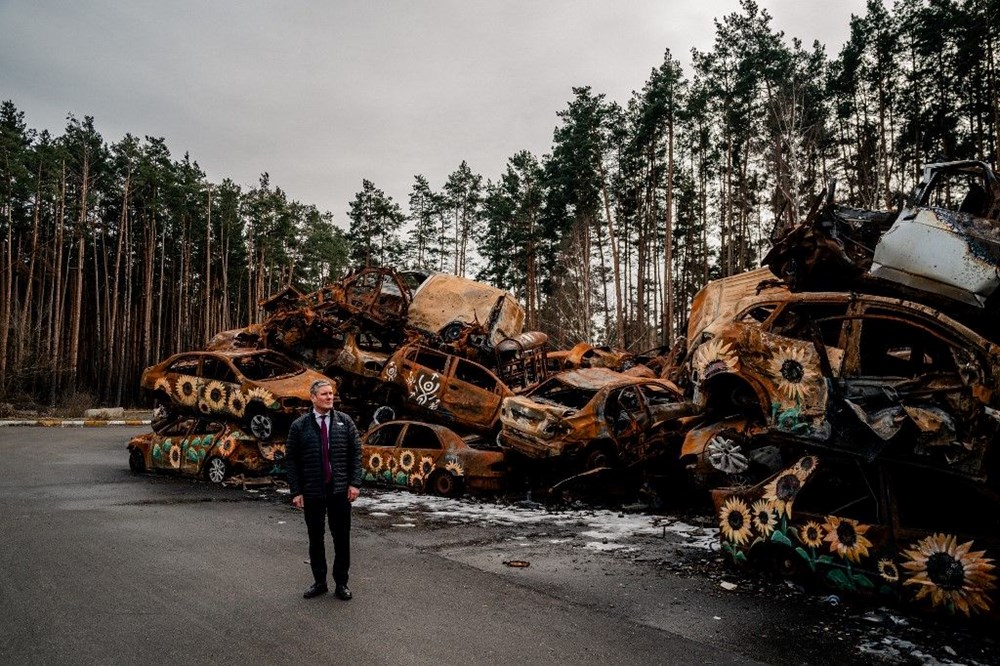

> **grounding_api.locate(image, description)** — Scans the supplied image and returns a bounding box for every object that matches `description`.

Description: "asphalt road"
[1,427,997,665]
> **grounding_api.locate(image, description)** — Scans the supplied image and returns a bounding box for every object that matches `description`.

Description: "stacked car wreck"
[691,160,1000,622]
[130,158,1000,623]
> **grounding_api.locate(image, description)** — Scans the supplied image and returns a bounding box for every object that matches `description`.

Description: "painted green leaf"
[395,472,407,485]
[826,568,854,591]
[853,573,874,589]
[771,531,793,548]
[734,550,747,563]
[816,555,834,565]
[794,546,811,562]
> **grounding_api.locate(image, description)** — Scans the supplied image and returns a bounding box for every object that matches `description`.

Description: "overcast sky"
[1,0,867,226]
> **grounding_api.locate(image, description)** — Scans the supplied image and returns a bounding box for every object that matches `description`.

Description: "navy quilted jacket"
[285,410,362,498]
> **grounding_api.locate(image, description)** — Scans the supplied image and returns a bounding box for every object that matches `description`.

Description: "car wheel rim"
[706,435,749,474]
[250,415,272,439]
[208,459,226,483]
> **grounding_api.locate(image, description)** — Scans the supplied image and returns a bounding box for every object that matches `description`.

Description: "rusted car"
[544,342,635,374]
[379,344,513,433]
[498,367,696,469]
[140,349,331,440]
[127,416,286,483]
[713,454,1000,623]
[407,273,524,348]
[683,278,1000,488]
[360,420,505,496]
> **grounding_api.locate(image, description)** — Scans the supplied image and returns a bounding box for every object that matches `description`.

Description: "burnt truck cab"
[682,275,1000,488]
[871,160,1000,308]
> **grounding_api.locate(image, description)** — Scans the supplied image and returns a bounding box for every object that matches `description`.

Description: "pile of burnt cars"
[689,160,1000,622]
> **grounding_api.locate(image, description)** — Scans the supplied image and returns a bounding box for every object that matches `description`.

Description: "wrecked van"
[683,281,1000,488]
[498,367,695,469]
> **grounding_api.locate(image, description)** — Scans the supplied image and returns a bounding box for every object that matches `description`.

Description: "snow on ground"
[356,489,718,552]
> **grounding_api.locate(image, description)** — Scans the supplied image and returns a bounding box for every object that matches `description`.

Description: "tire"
[441,321,465,342]
[583,442,616,471]
[430,471,462,498]
[204,456,229,484]
[372,405,396,425]
[128,447,145,473]
[248,411,275,440]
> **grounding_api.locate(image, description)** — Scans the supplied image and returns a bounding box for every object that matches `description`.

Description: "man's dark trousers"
[304,485,351,587]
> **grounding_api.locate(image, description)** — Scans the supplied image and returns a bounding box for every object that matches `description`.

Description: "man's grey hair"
[309,379,333,395]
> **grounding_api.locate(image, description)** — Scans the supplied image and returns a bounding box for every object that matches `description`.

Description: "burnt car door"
[164,354,202,410]
[149,416,199,471]
[835,303,995,478]
[756,301,851,439]
[364,421,406,484]
[397,422,446,480]
[197,357,240,417]
[444,357,507,431]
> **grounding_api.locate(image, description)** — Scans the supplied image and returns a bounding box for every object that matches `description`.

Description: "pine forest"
[1,0,998,408]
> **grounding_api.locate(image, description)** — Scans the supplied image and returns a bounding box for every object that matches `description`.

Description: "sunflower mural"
[407,472,425,490]
[174,376,198,407]
[227,390,247,418]
[901,533,996,617]
[366,452,384,476]
[244,387,278,409]
[153,377,172,395]
[719,497,753,549]
[399,450,416,473]
[444,459,464,477]
[751,499,778,537]
[168,444,182,469]
[203,381,228,412]
[767,345,819,405]
[418,456,435,478]
[692,338,740,384]
[762,470,804,519]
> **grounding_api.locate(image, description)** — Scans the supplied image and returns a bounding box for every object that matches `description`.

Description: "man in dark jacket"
[286,379,362,600]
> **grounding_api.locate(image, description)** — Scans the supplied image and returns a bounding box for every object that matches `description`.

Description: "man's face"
[311,384,335,413]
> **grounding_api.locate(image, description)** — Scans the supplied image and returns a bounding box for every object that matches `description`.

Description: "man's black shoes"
[303,583,328,599]
[334,584,352,601]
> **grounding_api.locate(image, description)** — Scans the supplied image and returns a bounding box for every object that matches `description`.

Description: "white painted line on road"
[0,419,151,427]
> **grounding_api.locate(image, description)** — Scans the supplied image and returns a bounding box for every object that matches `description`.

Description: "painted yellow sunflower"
[878,559,900,583]
[418,456,435,477]
[154,377,172,394]
[692,337,739,383]
[792,456,819,479]
[227,391,247,418]
[767,345,818,404]
[822,516,873,564]
[175,376,198,406]
[387,456,399,474]
[751,499,778,537]
[408,472,425,489]
[399,450,416,472]
[901,533,996,616]
[798,521,825,548]
[763,471,803,519]
[203,381,228,411]
[245,386,276,408]
[368,452,384,473]
[169,444,182,469]
[444,460,464,476]
[718,497,753,546]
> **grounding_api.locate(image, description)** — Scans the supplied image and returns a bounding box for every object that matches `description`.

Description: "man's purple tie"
[320,413,332,484]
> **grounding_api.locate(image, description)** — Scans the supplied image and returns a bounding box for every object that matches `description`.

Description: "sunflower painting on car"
[712,455,999,622]
[360,420,505,497]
